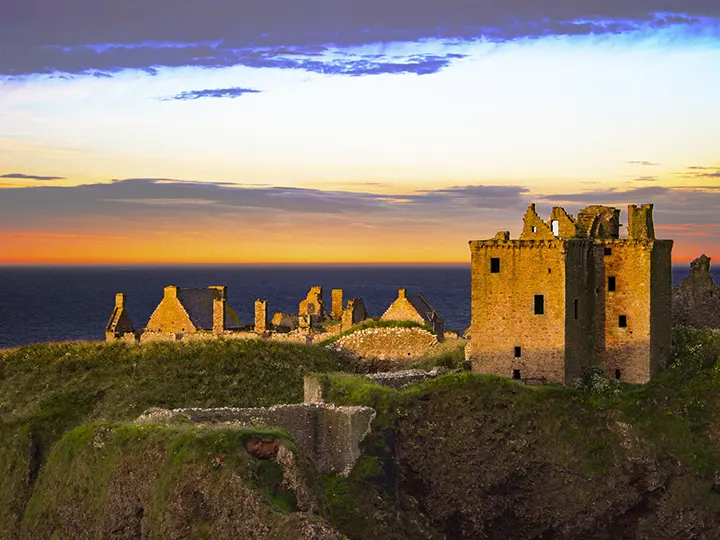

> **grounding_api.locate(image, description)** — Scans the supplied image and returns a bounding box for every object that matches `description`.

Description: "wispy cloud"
[626,160,660,166]
[0,172,65,181]
[157,87,261,101]
[675,165,720,178]
[632,176,659,182]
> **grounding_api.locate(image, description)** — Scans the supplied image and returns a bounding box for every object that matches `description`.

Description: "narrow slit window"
[514,346,522,358]
[604,247,612,256]
[531,226,537,232]
[614,369,621,380]
[574,299,579,320]
[512,369,521,380]
[551,220,559,236]
[608,276,616,292]
[619,315,627,328]
[490,258,501,273]
[534,295,545,315]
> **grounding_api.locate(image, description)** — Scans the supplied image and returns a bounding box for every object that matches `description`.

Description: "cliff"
[1,329,720,539]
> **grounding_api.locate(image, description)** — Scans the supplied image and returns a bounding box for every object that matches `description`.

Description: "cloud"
[632,176,659,182]
[157,87,261,101]
[536,185,720,225]
[626,160,660,166]
[676,165,720,178]
[0,178,530,230]
[0,172,65,181]
[1,1,719,77]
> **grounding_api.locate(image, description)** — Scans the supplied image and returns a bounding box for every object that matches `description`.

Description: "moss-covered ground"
[2,328,720,539]
[0,338,352,537]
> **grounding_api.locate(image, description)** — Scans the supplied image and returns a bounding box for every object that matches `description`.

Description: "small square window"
[514,346,522,358]
[512,369,521,380]
[604,247,612,256]
[608,276,616,292]
[490,258,500,273]
[534,295,545,315]
[619,315,627,328]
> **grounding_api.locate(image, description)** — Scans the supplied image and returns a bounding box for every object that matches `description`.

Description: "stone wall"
[673,255,720,329]
[135,403,376,476]
[304,368,454,402]
[468,239,570,383]
[328,326,438,361]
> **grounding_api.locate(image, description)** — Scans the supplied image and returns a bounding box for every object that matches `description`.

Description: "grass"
[3,327,720,539]
[0,338,355,535]
[21,422,307,538]
[314,327,720,538]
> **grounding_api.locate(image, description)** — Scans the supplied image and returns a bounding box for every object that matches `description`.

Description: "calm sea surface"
[0,264,717,349]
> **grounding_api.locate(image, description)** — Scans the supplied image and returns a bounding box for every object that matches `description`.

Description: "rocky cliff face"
[673,254,720,328]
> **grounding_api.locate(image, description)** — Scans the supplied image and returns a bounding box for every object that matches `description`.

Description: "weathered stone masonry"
[468,203,673,385]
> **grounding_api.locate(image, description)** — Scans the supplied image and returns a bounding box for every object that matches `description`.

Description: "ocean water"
[0,264,717,349]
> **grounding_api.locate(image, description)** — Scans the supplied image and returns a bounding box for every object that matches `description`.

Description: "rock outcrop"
[673,254,720,328]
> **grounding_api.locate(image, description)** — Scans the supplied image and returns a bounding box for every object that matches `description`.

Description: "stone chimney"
[398,288,407,299]
[212,286,227,334]
[115,292,126,308]
[627,204,655,241]
[164,285,178,299]
[331,289,343,319]
[255,299,268,333]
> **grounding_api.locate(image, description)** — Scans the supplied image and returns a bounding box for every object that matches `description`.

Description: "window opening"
[548,268,552,274]
[619,315,627,328]
[608,276,616,292]
[514,346,522,358]
[574,299,579,320]
[615,369,621,380]
[534,295,545,315]
[512,369,521,380]
[490,258,501,273]
[604,247,612,256]
[551,220,559,236]
[531,226,537,232]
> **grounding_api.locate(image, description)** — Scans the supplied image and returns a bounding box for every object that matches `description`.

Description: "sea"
[0,264,717,349]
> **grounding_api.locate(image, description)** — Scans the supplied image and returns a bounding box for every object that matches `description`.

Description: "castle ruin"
[468,203,673,384]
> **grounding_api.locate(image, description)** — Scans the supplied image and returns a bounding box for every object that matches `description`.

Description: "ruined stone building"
[144,285,241,336]
[673,254,720,329]
[105,293,137,341]
[468,203,673,384]
[381,288,444,339]
[106,283,445,354]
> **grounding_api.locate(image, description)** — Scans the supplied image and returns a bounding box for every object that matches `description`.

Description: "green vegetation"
[22,423,312,538]
[0,338,353,536]
[2,327,720,538]
[316,327,720,539]
[317,319,433,346]
[409,337,467,370]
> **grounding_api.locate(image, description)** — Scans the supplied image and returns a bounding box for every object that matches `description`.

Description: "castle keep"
[468,203,673,384]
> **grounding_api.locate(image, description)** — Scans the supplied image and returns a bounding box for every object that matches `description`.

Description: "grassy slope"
[317,327,720,539]
[2,328,720,539]
[0,339,351,537]
[22,423,339,540]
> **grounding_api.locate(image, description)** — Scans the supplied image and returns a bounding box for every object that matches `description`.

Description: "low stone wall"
[327,326,438,361]
[304,367,455,402]
[136,403,376,476]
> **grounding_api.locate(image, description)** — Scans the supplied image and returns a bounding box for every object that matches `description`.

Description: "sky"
[0,0,719,263]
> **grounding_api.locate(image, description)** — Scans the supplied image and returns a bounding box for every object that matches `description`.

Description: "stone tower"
[468,203,673,384]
